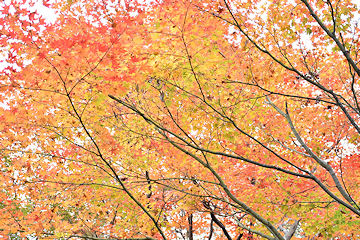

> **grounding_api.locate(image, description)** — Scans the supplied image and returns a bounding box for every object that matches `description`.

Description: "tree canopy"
[1,0,360,239]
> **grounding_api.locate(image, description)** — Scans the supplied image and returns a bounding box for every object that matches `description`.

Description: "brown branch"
[210,213,232,240]
[188,214,194,240]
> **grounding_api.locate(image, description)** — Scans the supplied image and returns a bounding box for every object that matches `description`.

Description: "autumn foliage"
[1,0,360,239]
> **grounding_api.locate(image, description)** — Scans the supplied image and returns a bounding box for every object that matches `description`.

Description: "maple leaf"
[130,55,143,63]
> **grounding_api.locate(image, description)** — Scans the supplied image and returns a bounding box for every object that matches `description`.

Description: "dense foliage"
[1,0,360,239]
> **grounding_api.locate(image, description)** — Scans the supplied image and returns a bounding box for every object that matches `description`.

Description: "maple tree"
[1,0,360,239]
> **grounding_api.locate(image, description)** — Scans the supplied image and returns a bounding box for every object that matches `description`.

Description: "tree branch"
[210,213,232,240]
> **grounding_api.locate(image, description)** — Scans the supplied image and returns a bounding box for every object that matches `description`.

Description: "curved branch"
[300,0,360,77]
[210,213,232,240]
[266,96,359,214]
